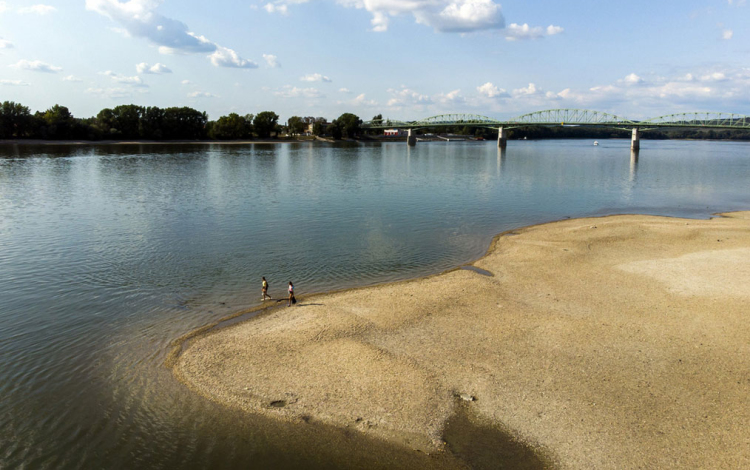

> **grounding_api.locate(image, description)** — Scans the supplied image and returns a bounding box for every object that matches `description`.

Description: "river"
[1,139,748,469]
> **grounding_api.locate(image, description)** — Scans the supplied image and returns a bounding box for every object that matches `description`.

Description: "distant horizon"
[2,1,749,122]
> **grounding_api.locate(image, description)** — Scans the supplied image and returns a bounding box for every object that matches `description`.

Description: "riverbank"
[173,213,750,469]
[0,138,318,146]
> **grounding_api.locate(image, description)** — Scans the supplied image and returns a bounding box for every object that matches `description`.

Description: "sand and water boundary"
[169,212,750,469]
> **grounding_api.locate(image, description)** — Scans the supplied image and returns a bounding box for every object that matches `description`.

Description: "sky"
[1,0,749,122]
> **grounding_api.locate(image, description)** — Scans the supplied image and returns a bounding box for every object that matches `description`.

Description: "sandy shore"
[173,213,750,469]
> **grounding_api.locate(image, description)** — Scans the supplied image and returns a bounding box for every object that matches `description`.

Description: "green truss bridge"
[362,109,750,150]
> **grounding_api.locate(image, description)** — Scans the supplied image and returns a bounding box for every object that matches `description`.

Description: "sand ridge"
[173,212,750,469]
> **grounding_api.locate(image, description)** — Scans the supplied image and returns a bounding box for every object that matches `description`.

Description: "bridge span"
[362,109,750,150]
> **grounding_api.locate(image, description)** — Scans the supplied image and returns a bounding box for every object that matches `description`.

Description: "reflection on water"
[1,139,749,469]
[630,148,639,184]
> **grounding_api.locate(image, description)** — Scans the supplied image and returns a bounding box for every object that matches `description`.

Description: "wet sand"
[173,213,750,469]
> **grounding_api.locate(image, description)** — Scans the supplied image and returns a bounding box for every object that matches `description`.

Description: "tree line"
[0,101,367,141]
[2,101,748,142]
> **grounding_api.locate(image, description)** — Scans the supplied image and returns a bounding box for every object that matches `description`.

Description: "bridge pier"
[631,128,640,151]
[407,129,417,146]
[497,127,507,149]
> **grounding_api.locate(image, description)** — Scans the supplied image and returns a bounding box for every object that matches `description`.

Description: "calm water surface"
[1,140,749,469]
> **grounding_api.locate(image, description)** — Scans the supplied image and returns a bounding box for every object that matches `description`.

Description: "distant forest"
[2,101,750,142]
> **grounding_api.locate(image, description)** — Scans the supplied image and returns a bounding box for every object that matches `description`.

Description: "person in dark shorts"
[262,277,271,301]
[287,281,295,307]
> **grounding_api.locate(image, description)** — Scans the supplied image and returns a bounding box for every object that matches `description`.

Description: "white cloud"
[476,82,508,98]
[505,23,563,41]
[86,0,215,53]
[18,4,56,14]
[344,93,378,107]
[262,54,280,68]
[263,0,309,15]
[181,79,191,85]
[435,89,465,105]
[339,87,351,93]
[0,38,13,49]
[260,0,560,37]
[86,0,256,69]
[621,73,644,85]
[681,73,695,82]
[10,59,62,73]
[338,0,505,33]
[188,91,218,98]
[273,86,324,99]
[0,2,8,13]
[263,3,288,14]
[512,82,540,96]
[700,72,727,82]
[1,79,30,86]
[102,70,148,87]
[538,67,750,114]
[62,75,83,82]
[301,73,331,82]
[209,46,258,68]
[136,62,172,74]
[386,86,433,108]
[722,28,734,40]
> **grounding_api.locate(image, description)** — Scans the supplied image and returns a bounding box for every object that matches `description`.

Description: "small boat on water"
[593,141,599,146]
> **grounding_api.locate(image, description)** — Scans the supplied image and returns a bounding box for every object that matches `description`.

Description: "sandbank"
[173,213,750,469]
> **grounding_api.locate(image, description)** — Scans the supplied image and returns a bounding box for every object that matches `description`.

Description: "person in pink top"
[287,281,295,307]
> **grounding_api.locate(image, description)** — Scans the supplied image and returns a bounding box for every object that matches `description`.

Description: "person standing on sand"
[262,277,271,301]
[287,281,295,307]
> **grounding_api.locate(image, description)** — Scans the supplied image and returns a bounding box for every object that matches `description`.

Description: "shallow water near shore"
[1,139,749,469]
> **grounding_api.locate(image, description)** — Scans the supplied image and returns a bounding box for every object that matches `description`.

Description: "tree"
[331,113,362,139]
[209,113,252,140]
[366,114,383,136]
[0,101,33,138]
[312,121,324,136]
[162,107,208,139]
[111,104,143,139]
[38,105,75,139]
[253,111,279,139]
[140,106,165,139]
[287,116,306,136]
[327,121,343,139]
[95,108,118,137]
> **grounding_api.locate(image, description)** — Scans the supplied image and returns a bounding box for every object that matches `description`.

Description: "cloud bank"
[136,62,172,74]
[10,59,62,73]
[86,0,257,69]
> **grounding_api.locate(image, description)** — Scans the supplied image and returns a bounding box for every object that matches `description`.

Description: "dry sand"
[173,213,750,469]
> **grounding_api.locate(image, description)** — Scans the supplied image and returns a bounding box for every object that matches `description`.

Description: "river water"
[1,139,749,469]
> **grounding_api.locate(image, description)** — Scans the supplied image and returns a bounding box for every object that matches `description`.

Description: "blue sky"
[1,0,749,122]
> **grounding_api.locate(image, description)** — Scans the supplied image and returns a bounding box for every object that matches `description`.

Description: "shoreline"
[0,138,318,146]
[3,137,750,148]
[171,212,750,469]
